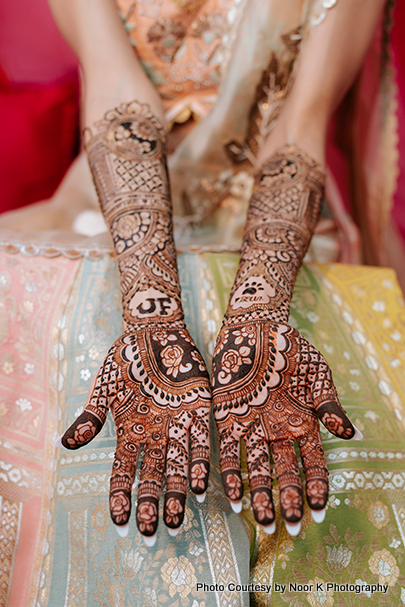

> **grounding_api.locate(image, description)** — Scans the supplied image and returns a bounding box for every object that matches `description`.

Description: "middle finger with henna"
[245,417,275,530]
[270,437,303,533]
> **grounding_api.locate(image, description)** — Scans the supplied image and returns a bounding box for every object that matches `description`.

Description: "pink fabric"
[0,0,77,84]
[0,253,80,606]
[0,0,80,213]
[0,78,80,213]
[392,0,405,244]
[0,0,403,254]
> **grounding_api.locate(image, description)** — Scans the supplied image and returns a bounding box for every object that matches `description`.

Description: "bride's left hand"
[212,319,360,534]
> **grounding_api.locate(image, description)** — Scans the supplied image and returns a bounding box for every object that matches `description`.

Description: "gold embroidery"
[226,29,302,164]
[65,509,88,607]
[169,0,208,13]
[147,19,187,63]
[0,496,20,606]
[313,265,405,434]
[200,510,245,606]
[161,555,197,598]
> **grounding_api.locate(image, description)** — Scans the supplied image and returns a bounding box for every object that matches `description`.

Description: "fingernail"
[285,521,301,536]
[262,522,276,535]
[352,424,363,441]
[54,435,65,448]
[167,527,180,537]
[115,523,129,538]
[196,492,206,504]
[311,508,326,523]
[143,533,157,547]
[230,500,242,514]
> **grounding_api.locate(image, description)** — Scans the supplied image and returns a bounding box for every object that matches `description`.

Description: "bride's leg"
[258,0,387,167]
[0,152,99,231]
[1,0,165,233]
[47,0,163,125]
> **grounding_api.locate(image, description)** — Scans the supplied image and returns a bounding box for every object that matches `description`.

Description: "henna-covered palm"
[212,146,357,530]
[212,320,354,526]
[59,101,210,538]
[62,326,210,536]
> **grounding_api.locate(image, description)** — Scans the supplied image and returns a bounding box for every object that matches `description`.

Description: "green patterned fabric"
[51,254,250,607]
[200,254,405,607]
[1,250,404,606]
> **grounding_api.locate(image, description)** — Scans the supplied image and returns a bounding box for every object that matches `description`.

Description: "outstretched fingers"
[189,406,210,497]
[136,418,168,538]
[311,359,356,440]
[164,413,190,531]
[110,439,141,531]
[316,398,356,439]
[163,405,210,533]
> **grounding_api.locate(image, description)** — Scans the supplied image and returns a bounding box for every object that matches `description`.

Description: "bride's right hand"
[59,325,211,542]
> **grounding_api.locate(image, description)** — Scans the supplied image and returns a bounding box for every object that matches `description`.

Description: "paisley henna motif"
[61,102,211,537]
[212,146,356,528]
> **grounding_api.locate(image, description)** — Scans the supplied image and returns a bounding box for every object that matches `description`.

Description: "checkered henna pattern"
[60,102,211,537]
[212,146,356,528]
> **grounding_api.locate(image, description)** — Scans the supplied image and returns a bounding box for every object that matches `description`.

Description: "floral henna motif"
[218,346,252,384]
[279,487,303,521]
[190,461,209,492]
[65,418,99,447]
[225,145,325,326]
[137,499,158,535]
[84,100,184,331]
[161,344,192,378]
[306,479,328,509]
[163,493,186,528]
[251,489,275,524]
[212,146,357,529]
[317,406,354,438]
[59,102,211,537]
[110,490,132,525]
[222,472,243,501]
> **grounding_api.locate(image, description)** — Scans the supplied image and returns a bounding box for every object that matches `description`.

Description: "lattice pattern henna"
[212,146,356,528]
[212,321,354,524]
[59,102,212,537]
[225,145,325,325]
[62,328,211,535]
[85,100,184,330]
[113,157,167,194]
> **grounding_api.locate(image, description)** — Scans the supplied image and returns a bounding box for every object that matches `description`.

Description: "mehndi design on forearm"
[84,101,184,330]
[212,146,356,529]
[226,145,324,324]
[61,102,211,538]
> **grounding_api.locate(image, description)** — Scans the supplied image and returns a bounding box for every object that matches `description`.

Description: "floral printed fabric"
[0,250,250,607]
[1,248,405,606]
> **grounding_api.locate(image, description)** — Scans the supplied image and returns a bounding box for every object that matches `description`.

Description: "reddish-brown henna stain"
[61,102,211,536]
[212,146,355,525]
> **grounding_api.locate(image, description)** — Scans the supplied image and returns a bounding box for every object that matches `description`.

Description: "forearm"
[225,145,324,324]
[85,101,185,330]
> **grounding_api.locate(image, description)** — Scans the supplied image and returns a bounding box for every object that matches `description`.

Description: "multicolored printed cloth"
[1,248,404,606]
